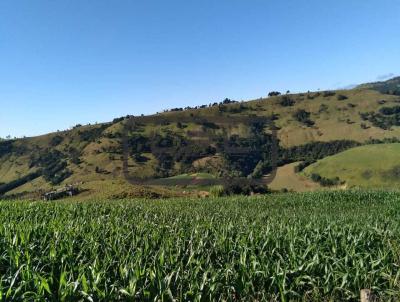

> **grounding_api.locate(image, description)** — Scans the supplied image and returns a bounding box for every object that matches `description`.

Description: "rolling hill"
[303,143,400,189]
[1,77,400,198]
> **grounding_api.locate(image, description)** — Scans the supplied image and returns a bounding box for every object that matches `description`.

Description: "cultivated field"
[1,191,400,301]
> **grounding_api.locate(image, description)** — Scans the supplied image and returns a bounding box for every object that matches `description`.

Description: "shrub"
[128,134,151,153]
[268,91,281,97]
[310,173,342,186]
[379,106,400,115]
[29,150,71,185]
[78,125,108,142]
[176,122,186,129]
[250,161,272,178]
[279,96,295,107]
[293,109,314,126]
[361,170,373,179]
[222,178,269,195]
[112,117,126,123]
[201,121,220,129]
[133,154,149,163]
[359,110,400,130]
[0,171,41,195]
[50,135,64,147]
[0,140,13,158]
[322,91,336,97]
[337,95,348,101]
[318,104,329,113]
[382,165,400,180]
[294,160,316,173]
[222,98,237,104]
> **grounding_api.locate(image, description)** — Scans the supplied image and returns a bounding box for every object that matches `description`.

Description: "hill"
[1,77,400,198]
[357,76,400,96]
[303,143,400,189]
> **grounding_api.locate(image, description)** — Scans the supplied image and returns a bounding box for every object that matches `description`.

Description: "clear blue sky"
[1,0,399,138]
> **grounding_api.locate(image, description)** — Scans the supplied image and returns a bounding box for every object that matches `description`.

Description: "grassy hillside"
[303,143,400,189]
[1,191,400,300]
[1,77,400,197]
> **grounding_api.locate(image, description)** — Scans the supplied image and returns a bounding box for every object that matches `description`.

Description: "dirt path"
[269,162,321,192]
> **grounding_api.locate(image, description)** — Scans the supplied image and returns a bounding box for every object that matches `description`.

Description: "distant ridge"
[357,76,400,95]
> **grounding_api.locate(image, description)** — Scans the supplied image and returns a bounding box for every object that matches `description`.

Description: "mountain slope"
[357,76,400,96]
[1,77,400,198]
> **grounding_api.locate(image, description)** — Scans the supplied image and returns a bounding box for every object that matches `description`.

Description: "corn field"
[1,191,400,301]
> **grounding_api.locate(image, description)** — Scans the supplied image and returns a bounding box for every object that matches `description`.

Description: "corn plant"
[0,191,400,301]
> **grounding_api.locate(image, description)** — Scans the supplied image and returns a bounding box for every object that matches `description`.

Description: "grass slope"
[304,143,400,188]
[1,191,400,301]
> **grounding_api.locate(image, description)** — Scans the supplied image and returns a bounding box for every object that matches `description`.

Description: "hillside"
[1,77,400,198]
[358,76,400,96]
[303,143,400,189]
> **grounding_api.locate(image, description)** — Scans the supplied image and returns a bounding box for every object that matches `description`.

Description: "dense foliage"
[322,91,336,97]
[360,110,400,130]
[29,150,71,185]
[268,91,281,97]
[281,140,360,166]
[220,178,270,195]
[77,124,109,143]
[310,173,343,186]
[1,192,400,301]
[125,126,360,180]
[379,106,400,115]
[279,96,295,107]
[0,171,41,195]
[0,140,13,158]
[337,94,348,101]
[221,122,276,177]
[292,109,314,126]
[0,140,25,158]
[49,135,64,147]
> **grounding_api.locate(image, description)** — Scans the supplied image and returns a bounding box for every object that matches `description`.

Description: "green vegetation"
[304,143,400,188]
[292,109,314,126]
[337,94,349,101]
[0,171,41,195]
[360,105,400,129]
[0,140,14,157]
[279,95,295,107]
[282,140,360,168]
[30,150,71,185]
[310,173,343,187]
[1,191,400,300]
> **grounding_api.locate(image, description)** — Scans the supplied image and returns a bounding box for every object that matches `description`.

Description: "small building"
[43,185,78,201]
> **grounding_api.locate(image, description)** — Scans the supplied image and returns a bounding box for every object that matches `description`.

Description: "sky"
[1,0,399,138]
